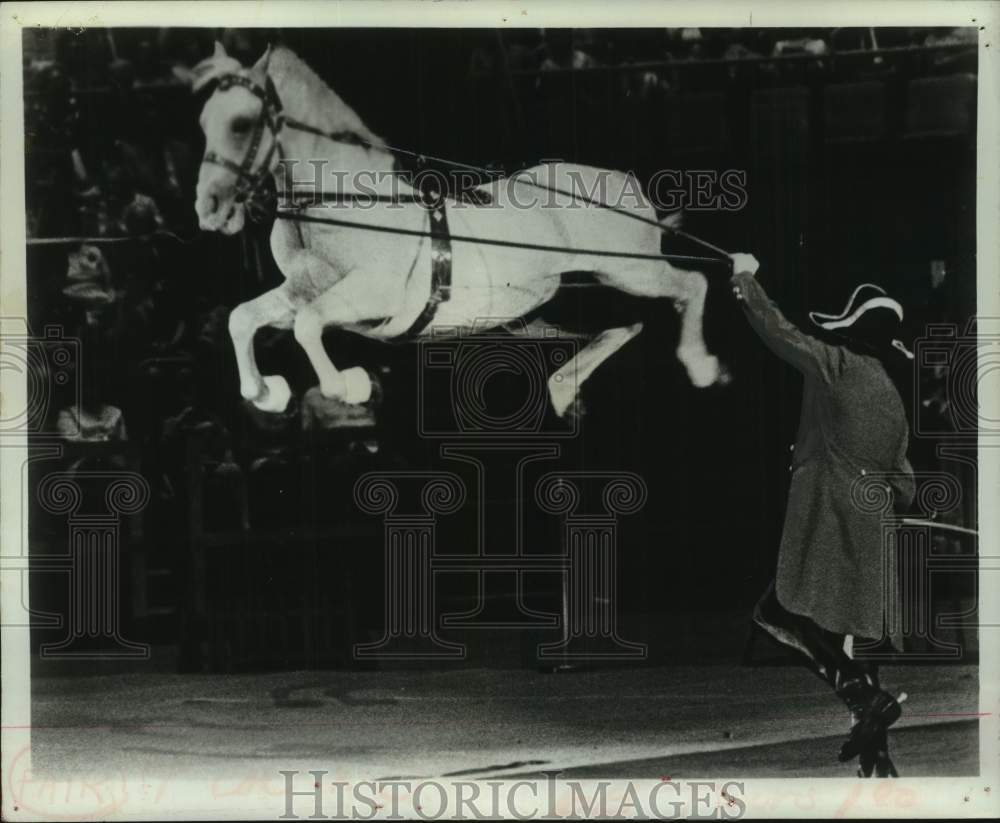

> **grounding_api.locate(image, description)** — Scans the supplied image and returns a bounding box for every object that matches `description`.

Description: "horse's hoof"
[548,376,578,419]
[715,363,733,387]
[252,375,292,413]
[563,396,587,426]
[686,355,719,389]
[341,366,373,405]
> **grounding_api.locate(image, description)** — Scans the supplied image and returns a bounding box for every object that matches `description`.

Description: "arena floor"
[26,663,980,782]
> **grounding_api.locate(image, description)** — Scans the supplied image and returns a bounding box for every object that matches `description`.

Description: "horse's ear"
[172,64,196,86]
[186,42,243,94]
[187,58,221,93]
[252,44,273,78]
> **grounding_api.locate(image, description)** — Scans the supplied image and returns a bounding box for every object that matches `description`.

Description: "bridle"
[200,73,286,207]
[200,71,387,214]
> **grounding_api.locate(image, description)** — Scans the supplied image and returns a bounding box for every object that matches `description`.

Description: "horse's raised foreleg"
[228,285,298,412]
[293,280,395,404]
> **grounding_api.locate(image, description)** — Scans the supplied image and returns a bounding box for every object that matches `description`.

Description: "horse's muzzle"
[196,183,244,233]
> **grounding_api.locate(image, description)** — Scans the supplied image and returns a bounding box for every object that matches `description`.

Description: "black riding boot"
[834,659,897,776]
[857,727,898,777]
[753,584,903,772]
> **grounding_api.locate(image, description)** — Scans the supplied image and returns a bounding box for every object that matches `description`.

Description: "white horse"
[185,43,726,415]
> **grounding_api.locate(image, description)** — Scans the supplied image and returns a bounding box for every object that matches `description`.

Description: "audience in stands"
[57,396,127,445]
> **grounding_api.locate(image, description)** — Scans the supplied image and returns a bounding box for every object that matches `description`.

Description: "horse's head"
[183,42,279,234]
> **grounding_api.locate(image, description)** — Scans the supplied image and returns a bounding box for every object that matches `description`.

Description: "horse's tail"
[659,211,683,232]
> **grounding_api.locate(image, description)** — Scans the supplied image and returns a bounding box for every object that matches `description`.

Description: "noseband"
[201,73,285,207]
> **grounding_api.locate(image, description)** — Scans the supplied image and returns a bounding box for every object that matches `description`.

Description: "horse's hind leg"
[228,284,297,412]
[547,323,644,417]
[595,262,723,388]
[509,318,643,417]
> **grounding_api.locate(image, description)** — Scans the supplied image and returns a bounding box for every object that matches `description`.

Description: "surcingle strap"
[395,197,452,340]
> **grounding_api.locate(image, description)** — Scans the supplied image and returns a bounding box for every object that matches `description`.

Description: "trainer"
[729,252,915,776]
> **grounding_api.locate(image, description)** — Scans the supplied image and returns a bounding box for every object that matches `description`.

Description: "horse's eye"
[232,117,253,135]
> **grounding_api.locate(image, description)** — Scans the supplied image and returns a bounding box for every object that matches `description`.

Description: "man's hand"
[730,252,760,278]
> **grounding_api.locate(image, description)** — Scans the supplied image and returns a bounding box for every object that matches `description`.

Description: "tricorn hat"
[809,283,913,359]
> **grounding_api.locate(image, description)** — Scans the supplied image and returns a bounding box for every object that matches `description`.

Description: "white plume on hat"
[809,283,913,359]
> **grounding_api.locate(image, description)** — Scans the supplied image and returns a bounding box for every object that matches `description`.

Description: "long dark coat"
[733,272,915,645]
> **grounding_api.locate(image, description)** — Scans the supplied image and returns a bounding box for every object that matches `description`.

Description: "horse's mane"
[270,46,388,152]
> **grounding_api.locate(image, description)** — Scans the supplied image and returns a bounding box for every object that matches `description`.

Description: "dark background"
[23,27,978,670]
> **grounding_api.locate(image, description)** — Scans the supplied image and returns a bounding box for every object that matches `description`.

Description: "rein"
[278,211,726,267]
[199,69,733,270]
